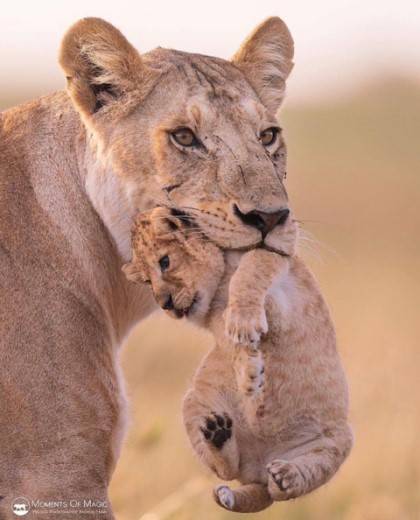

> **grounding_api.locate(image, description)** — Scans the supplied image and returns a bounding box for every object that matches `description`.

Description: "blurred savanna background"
[2,1,419,519]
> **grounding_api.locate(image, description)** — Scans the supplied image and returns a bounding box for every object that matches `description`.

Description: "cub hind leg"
[182,388,240,481]
[267,423,353,501]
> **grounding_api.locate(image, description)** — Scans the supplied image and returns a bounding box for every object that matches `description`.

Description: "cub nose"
[162,295,174,311]
[234,205,290,238]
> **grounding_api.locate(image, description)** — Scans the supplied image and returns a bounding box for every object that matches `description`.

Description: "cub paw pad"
[201,413,233,449]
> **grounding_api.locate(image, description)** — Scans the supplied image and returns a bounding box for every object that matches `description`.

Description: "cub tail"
[214,483,273,513]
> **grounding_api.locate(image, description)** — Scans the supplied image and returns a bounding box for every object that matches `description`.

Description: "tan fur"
[1,16,296,518]
[125,207,352,513]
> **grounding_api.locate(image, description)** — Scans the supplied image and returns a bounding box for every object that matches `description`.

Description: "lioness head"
[122,207,225,322]
[59,17,294,258]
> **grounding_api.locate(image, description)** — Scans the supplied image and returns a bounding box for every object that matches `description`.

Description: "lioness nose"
[234,205,290,237]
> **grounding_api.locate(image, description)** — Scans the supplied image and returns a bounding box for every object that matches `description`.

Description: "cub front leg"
[233,346,265,397]
[225,249,289,347]
[182,389,239,481]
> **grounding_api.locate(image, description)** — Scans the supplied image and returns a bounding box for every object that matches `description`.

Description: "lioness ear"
[232,17,294,113]
[59,17,144,116]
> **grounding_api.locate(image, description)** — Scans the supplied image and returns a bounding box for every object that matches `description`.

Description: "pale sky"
[1,0,419,105]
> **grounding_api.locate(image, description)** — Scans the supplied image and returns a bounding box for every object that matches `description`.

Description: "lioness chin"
[0,16,294,519]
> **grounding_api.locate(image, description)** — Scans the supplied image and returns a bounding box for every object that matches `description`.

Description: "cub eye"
[170,127,199,147]
[159,255,170,272]
[260,127,280,147]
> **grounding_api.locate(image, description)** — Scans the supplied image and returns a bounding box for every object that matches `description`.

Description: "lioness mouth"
[260,243,291,257]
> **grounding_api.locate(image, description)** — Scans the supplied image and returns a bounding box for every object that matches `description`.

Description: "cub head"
[122,207,224,322]
[60,17,294,259]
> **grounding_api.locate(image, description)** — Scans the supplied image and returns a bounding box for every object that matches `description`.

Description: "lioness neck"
[1,92,154,343]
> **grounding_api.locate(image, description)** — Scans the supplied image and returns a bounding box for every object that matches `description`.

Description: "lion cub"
[123,207,352,513]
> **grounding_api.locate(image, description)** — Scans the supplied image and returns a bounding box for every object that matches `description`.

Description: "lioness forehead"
[145,48,257,101]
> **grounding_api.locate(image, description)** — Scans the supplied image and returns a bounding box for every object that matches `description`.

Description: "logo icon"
[12,497,30,516]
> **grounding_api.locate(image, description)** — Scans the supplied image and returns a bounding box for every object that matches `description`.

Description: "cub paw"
[214,485,235,510]
[267,459,305,500]
[234,349,265,397]
[224,304,268,347]
[200,413,233,450]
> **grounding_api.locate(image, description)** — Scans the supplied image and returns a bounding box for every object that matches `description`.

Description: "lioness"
[124,207,352,513]
[1,16,294,518]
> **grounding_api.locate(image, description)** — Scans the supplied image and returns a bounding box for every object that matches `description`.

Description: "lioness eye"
[159,255,170,272]
[170,127,198,147]
[260,127,280,147]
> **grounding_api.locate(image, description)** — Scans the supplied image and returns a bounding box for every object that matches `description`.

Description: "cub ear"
[122,261,147,284]
[232,17,294,113]
[150,207,183,236]
[59,17,144,116]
